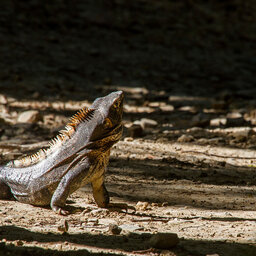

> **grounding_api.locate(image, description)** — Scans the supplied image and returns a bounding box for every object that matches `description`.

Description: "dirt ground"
[1,1,256,255]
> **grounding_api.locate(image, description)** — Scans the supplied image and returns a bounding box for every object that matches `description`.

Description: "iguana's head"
[89,91,124,142]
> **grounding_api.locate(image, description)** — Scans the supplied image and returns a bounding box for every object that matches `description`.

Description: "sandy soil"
[1,1,256,255]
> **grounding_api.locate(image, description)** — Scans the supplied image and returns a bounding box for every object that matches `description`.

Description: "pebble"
[210,118,227,126]
[230,127,251,138]
[0,95,8,104]
[124,137,134,142]
[57,219,69,233]
[177,134,194,143]
[136,201,149,211]
[149,233,179,249]
[128,124,144,138]
[17,110,42,124]
[119,224,143,232]
[108,224,122,235]
[140,118,158,128]
[159,105,174,112]
[13,240,23,246]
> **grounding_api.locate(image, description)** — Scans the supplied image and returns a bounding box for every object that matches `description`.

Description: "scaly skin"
[0,91,124,215]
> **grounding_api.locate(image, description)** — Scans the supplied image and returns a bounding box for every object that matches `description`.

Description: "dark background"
[0,0,255,101]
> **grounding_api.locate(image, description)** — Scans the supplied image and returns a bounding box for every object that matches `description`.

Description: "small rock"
[230,127,251,138]
[210,118,227,126]
[124,137,134,142]
[149,233,179,249]
[119,224,143,232]
[227,112,242,119]
[140,118,158,128]
[188,127,203,132]
[0,95,8,104]
[13,240,23,246]
[17,110,42,124]
[160,105,174,112]
[109,224,122,235]
[128,124,144,138]
[87,218,99,224]
[57,219,69,233]
[177,134,194,143]
[179,106,197,113]
[136,201,149,211]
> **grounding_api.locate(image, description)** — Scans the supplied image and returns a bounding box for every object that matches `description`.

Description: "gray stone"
[109,224,122,235]
[140,118,158,128]
[17,110,42,124]
[119,224,143,232]
[210,118,227,126]
[177,134,194,143]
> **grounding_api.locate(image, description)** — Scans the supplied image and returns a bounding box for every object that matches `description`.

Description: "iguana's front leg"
[91,174,109,207]
[91,174,135,213]
[50,158,90,215]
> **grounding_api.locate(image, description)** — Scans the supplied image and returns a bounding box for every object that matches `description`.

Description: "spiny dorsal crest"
[9,108,95,167]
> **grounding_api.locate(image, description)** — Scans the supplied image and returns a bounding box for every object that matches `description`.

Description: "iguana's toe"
[52,205,69,215]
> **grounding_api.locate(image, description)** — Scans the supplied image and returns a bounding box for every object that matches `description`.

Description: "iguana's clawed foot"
[52,206,69,215]
[106,203,136,213]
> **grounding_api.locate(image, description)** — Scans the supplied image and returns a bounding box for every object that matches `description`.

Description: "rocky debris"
[159,104,174,112]
[135,201,149,211]
[13,240,24,247]
[57,219,69,233]
[177,134,194,143]
[108,224,122,235]
[119,224,143,232]
[210,118,227,126]
[139,118,158,129]
[128,123,144,138]
[149,233,179,249]
[0,94,8,104]
[127,118,158,138]
[17,110,42,124]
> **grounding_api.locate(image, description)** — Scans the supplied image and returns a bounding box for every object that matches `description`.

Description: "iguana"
[0,91,124,215]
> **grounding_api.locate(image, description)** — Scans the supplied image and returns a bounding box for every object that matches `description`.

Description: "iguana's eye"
[113,100,119,109]
[103,118,112,129]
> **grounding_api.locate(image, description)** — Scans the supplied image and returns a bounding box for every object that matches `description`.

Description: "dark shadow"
[0,225,255,256]
[0,1,255,101]
[77,154,256,211]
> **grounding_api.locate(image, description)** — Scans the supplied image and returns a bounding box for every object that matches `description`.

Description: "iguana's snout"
[90,90,123,123]
[89,91,124,142]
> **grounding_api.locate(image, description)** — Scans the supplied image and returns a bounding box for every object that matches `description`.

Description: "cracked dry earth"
[1,89,256,256]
